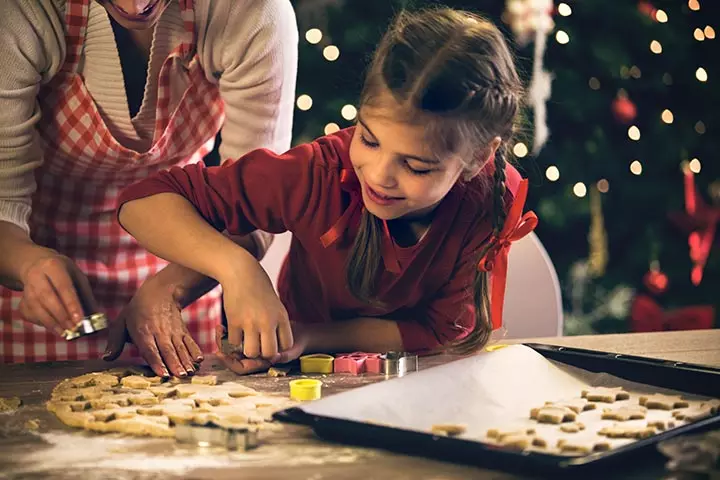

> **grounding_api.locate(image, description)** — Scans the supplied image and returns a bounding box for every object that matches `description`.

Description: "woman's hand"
[18,249,99,335]
[218,257,294,361]
[216,323,309,375]
[103,273,203,378]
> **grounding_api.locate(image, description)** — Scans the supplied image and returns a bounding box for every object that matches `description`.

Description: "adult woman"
[0,0,298,377]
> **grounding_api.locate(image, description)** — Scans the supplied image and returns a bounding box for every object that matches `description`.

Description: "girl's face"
[350,103,475,222]
[98,0,172,30]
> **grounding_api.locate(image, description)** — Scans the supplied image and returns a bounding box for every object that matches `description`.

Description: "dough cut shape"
[557,438,611,454]
[0,397,22,412]
[486,428,546,450]
[638,394,689,410]
[559,422,585,433]
[47,368,293,439]
[191,375,217,386]
[548,398,597,414]
[598,424,656,439]
[530,405,576,424]
[647,420,676,431]
[430,424,466,437]
[601,405,647,421]
[581,387,630,403]
[672,405,717,422]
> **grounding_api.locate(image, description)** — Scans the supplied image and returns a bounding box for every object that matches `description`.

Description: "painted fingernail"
[162,369,170,378]
[178,369,187,377]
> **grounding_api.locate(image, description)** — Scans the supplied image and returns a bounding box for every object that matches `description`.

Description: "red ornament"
[630,294,715,333]
[637,1,658,21]
[643,261,669,295]
[667,164,719,285]
[612,92,637,124]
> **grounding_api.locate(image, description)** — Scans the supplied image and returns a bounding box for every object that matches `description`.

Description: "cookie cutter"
[299,354,334,374]
[334,352,382,375]
[289,378,323,401]
[62,313,108,341]
[381,351,418,378]
[175,421,259,451]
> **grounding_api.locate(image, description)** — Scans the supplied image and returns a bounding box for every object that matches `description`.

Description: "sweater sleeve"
[0,0,65,233]
[117,141,330,237]
[200,0,298,160]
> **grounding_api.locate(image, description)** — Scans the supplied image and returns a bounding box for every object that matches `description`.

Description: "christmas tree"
[285,0,719,335]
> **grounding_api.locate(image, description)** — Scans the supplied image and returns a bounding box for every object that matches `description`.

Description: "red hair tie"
[477,179,538,330]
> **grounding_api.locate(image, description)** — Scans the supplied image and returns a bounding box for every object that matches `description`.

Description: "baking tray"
[273,343,720,477]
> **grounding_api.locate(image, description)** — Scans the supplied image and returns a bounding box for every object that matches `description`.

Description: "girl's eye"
[359,134,379,148]
[406,164,433,176]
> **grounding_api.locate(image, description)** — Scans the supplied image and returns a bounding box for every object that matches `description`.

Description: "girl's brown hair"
[345,8,524,353]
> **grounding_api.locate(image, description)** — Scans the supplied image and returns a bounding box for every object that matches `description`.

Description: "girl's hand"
[216,323,310,375]
[218,259,293,360]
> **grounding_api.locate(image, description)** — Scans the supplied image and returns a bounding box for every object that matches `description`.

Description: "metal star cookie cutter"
[381,351,419,378]
[175,421,259,451]
[62,313,108,341]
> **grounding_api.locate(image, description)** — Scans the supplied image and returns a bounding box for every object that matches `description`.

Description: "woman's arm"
[204,0,298,160]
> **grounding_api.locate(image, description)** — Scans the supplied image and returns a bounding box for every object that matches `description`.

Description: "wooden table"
[1,329,718,479]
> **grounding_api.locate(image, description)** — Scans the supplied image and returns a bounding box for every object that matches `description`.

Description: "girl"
[117,8,538,375]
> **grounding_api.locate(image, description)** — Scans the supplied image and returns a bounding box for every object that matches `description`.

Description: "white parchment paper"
[299,345,715,454]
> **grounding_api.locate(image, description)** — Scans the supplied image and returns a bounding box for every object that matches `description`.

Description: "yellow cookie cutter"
[299,354,334,374]
[289,379,323,401]
[485,344,509,352]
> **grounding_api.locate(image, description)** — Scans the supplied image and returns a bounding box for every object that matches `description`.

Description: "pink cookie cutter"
[334,352,382,375]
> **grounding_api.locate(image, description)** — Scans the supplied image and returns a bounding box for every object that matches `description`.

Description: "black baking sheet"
[273,343,720,477]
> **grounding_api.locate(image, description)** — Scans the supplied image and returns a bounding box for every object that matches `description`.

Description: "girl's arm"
[118,192,255,286]
[304,317,404,354]
[116,141,335,363]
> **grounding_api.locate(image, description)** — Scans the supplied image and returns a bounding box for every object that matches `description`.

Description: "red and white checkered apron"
[0,0,225,363]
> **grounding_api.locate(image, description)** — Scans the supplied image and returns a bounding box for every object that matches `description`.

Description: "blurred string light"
[689,158,702,173]
[597,179,610,193]
[513,142,528,158]
[705,26,716,39]
[655,10,668,23]
[573,182,587,198]
[694,28,705,41]
[688,0,700,11]
[630,160,643,175]
[695,121,706,134]
[305,28,322,44]
[341,104,357,120]
[324,123,340,135]
[558,3,572,16]
[628,126,641,140]
[662,73,673,85]
[296,94,312,111]
[661,109,674,124]
[556,30,570,44]
[630,66,642,78]
[696,67,708,82]
[323,45,340,61]
[546,166,560,182]
[650,40,662,54]
[588,77,601,90]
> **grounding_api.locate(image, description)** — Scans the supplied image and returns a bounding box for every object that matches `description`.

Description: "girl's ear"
[464,136,502,180]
